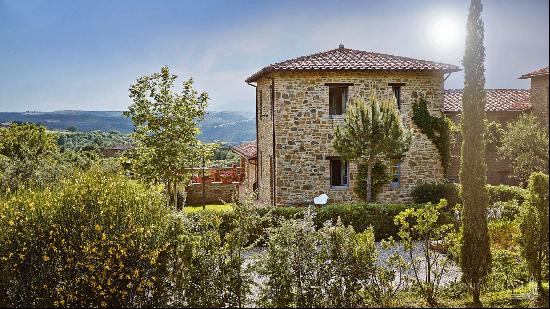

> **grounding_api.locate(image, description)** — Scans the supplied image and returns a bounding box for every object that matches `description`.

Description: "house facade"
[245,45,460,206]
[519,67,549,127]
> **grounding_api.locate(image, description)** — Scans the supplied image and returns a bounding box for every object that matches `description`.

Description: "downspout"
[247,81,259,199]
[270,76,276,207]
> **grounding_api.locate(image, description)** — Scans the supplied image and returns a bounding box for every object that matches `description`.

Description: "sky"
[0,0,548,112]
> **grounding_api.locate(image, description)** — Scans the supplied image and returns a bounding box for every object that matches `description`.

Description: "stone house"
[230,141,258,199]
[244,45,460,206]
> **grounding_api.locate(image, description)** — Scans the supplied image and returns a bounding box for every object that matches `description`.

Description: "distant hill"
[0,110,256,145]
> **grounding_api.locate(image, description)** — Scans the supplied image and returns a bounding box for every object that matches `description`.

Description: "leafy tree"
[0,123,59,192]
[333,93,411,202]
[394,199,455,307]
[123,66,209,206]
[498,114,549,185]
[518,172,549,297]
[459,0,492,305]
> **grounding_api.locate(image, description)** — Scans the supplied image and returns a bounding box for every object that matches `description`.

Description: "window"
[330,158,349,187]
[392,86,401,110]
[390,159,401,187]
[329,86,348,115]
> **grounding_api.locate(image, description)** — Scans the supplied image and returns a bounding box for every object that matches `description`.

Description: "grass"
[183,203,234,213]
[399,282,549,308]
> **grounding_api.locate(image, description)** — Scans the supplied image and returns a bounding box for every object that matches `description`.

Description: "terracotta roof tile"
[230,141,257,160]
[519,66,549,79]
[246,46,460,82]
[444,89,531,113]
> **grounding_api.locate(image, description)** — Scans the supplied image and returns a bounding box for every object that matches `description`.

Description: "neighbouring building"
[444,89,531,185]
[102,144,133,157]
[519,66,549,127]
[230,141,258,199]
[244,45,460,206]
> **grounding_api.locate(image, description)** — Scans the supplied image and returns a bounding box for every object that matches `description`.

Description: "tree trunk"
[472,281,481,307]
[366,160,373,202]
[174,180,179,210]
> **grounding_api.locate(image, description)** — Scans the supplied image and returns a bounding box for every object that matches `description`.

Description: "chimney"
[338,43,345,49]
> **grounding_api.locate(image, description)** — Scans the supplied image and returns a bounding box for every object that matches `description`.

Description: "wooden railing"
[189,167,245,184]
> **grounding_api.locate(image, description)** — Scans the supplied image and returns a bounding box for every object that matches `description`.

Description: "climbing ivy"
[411,97,452,176]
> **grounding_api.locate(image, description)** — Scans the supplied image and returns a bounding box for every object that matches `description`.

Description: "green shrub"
[484,249,530,292]
[488,219,519,250]
[0,168,254,308]
[257,212,379,308]
[355,161,391,200]
[411,182,460,208]
[0,167,172,307]
[487,200,521,221]
[487,184,527,205]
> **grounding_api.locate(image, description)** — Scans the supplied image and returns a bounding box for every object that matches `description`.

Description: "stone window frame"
[327,156,350,189]
[326,83,353,118]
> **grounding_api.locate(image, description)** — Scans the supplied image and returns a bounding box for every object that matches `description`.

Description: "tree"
[498,114,549,185]
[123,66,209,206]
[518,172,549,298]
[394,199,455,307]
[459,0,492,305]
[0,123,59,192]
[333,92,410,202]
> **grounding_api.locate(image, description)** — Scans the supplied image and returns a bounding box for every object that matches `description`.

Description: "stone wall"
[238,158,257,201]
[256,77,274,205]
[185,182,239,205]
[531,75,549,127]
[256,70,447,205]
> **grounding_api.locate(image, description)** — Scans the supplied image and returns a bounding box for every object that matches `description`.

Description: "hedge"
[412,182,527,208]
[195,202,455,242]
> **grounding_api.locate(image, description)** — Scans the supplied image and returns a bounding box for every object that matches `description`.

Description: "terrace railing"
[189,167,245,184]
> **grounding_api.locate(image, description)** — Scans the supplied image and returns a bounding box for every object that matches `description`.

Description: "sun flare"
[429,15,463,50]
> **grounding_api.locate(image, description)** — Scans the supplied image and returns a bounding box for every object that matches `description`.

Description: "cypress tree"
[459,0,491,305]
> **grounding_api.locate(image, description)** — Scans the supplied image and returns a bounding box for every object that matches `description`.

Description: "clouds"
[0,0,548,112]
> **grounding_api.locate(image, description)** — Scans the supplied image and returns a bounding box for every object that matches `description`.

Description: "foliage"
[57,130,133,153]
[355,160,392,200]
[123,66,209,206]
[484,249,530,293]
[394,199,456,306]
[488,219,519,250]
[364,238,409,307]
[411,182,460,209]
[487,200,521,222]
[257,211,378,308]
[0,167,257,307]
[0,123,60,193]
[208,147,241,168]
[411,96,452,176]
[459,0,491,304]
[518,172,549,297]
[485,120,504,151]
[498,114,549,185]
[487,184,527,205]
[334,92,411,202]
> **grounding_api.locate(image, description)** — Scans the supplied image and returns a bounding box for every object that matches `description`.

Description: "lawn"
[183,203,234,213]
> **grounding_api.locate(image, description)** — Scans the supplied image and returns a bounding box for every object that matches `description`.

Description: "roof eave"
[245,67,461,83]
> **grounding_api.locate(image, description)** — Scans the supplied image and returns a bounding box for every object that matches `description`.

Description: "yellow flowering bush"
[0,167,256,307]
[0,167,173,307]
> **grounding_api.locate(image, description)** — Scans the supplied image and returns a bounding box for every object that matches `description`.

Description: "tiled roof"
[230,141,257,160]
[444,89,531,113]
[519,66,549,79]
[245,45,461,82]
